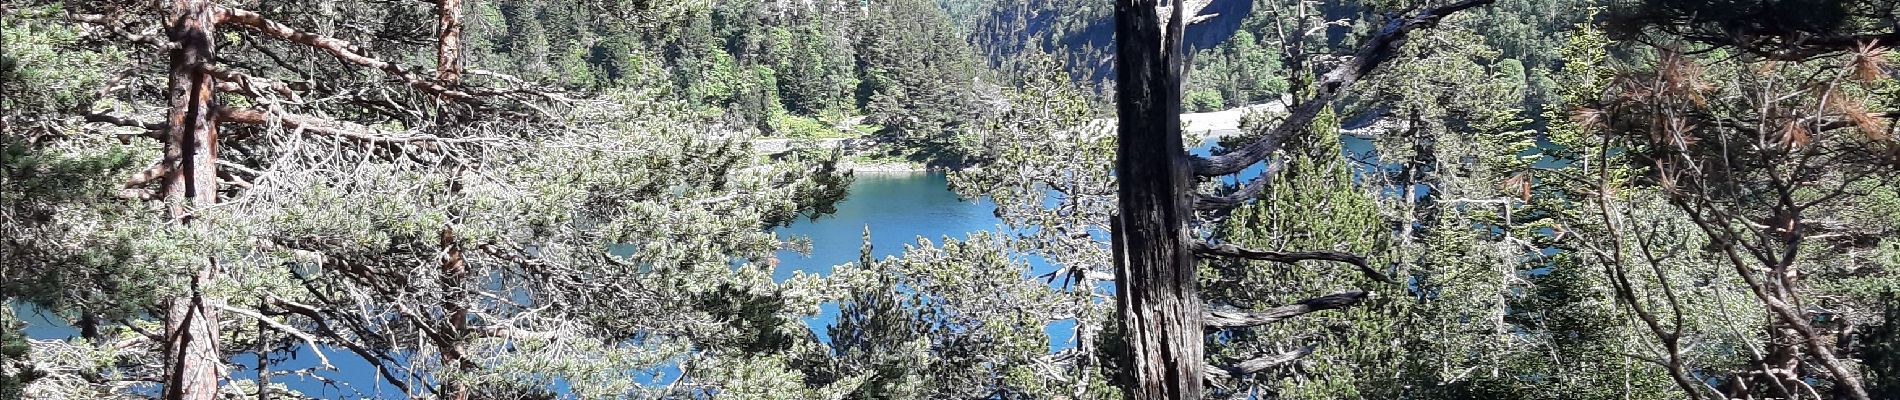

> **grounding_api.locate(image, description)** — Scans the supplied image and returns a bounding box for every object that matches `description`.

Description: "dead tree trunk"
[1111,0,1202,398]
[160,0,224,398]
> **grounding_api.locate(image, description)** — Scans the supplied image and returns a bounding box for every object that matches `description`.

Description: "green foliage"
[966,0,1114,82]
[950,52,1118,399]
[934,0,999,32]
[1206,108,1405,398]
[1187,29,1287,109]
[1193,16,1758,399]
[1,127,171,324]
[1604,0,1900,57]
[1867,294,1900,398]
[855,0,989,165]
[12,0,1900,398]
[769,17,859,116]
[1528,10,1900,398]
[693,354,868,399]
[3,0,856,392]
[0,5,125,119]
[1183,89,1226,113]
[1457,0,1597,113]
[774,114,856,139]
[0,307,45,399]
[462,0,988,164]
[827,233,1067,398]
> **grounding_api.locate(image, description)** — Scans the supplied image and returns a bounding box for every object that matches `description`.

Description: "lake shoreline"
[1183,102,1391,139]
[842,160,932,173]
[776,101,1383,174]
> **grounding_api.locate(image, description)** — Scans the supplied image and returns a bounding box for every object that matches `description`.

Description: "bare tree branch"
[1193,172,1268,211]
[216,107,500,144]
[215,7,484,105]
[204,64,307,101]
[215,303,334,370]
[473,325,571,341]
[123,160,174,188]
[69,13,166,48]
[1194,242,1395,284]
[83,113,166,133]
[1204,290,1368,328]
[1205,345,1316,379]
[265,295,417,395]
[1191,0,1493,177]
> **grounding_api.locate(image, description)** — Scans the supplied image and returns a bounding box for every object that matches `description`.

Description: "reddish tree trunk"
[1111,0,1202,398]
[438,225,470,400]
[435,0,462,83]
[436,2,469,399]
[162,265,223,400]
[163,0,221,215]
[160,0,223,398]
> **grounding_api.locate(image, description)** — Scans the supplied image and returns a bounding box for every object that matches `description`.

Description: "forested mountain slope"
[461,0,991,165]
[966,0,1592,115]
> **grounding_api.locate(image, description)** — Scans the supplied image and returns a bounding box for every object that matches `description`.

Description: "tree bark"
[1203,291,1368,328]
[163,262,223,400]
[1112,0,1203,398]
[255,299,270,400]
[437,225,470,400]
[164,0,221,218]
[435,3,469,398]
[435,0,462,83]
[160,0,224,398]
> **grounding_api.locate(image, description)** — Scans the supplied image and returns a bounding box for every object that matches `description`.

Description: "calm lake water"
[771,173,1001,281]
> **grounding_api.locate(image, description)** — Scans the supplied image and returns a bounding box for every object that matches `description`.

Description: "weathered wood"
[437,224,470,400]
[215,107,497,143]
[1192,171,1269,211]
[1193,242,1394,284]
[1111,0,1203,398]
[1205,345,1315,379]
[1204,291,1368,328]
[1107,1,1493,396]
[162,261,223,400]
[254,300,271,400]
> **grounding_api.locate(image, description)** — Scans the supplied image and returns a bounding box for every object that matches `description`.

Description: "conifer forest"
[5,0,1900,399]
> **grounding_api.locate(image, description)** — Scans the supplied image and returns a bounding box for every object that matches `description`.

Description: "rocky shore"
[841,160,930,173]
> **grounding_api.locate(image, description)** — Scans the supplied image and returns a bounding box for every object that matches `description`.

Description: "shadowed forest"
[3,0,1899,399]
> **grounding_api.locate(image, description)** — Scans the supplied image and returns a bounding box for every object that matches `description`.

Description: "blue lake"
[771,172,1001,281]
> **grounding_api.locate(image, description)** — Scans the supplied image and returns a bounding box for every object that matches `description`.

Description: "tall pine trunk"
[435,0,463,84]
[435,1,471,398]
[1111,0,1202,398]
[160,0,224,398]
